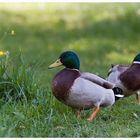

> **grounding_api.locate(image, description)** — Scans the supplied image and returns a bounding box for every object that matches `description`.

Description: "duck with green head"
[114,53,140,95]
[48,51,123,121]
[107,64,140,104]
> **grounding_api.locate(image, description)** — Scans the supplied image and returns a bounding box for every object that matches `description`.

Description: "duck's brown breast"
[52,68,81,102]
[120,64,140,91]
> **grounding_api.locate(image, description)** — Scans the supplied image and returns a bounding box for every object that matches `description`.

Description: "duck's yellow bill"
[48,59,62,69]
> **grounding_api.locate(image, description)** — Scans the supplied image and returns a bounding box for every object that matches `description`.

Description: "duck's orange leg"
[75,110,81,119]
[87,106,100,122]
[136,93,140,104]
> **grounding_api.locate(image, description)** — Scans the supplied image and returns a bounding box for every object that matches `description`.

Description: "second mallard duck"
[107,64,140,104]
[48,51,123,121]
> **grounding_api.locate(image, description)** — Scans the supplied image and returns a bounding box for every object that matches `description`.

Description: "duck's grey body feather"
[67,76,115,109]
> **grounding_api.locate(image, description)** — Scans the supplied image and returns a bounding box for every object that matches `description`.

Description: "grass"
[0,3,140,137]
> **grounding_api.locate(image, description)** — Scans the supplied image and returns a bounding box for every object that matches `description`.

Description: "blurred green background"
[1,3,140,86]
[0,3,140,137]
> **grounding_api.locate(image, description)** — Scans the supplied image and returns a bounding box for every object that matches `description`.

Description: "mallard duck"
[107,53,140,103]
[48,51,123,121]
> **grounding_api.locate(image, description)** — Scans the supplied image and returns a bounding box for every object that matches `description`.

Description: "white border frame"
[0,0,140,2]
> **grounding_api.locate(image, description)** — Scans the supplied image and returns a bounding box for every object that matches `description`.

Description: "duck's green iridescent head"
[48,51,80,70]
[133,52,140,62]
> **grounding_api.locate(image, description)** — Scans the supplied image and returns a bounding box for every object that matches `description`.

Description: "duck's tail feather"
[112,87,124,101]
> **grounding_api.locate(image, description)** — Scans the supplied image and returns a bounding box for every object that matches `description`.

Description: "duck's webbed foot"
[87,106,100,122]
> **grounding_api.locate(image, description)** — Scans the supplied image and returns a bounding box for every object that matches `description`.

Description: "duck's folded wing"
[81,72,114,89]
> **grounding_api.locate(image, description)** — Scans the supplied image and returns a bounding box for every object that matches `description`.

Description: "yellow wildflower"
[11,30,15,36]
[0,51,9,57]
[0,51,4,56]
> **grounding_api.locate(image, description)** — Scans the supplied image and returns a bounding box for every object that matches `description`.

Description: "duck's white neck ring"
[133,61,140,65]
[66,68,80,72]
